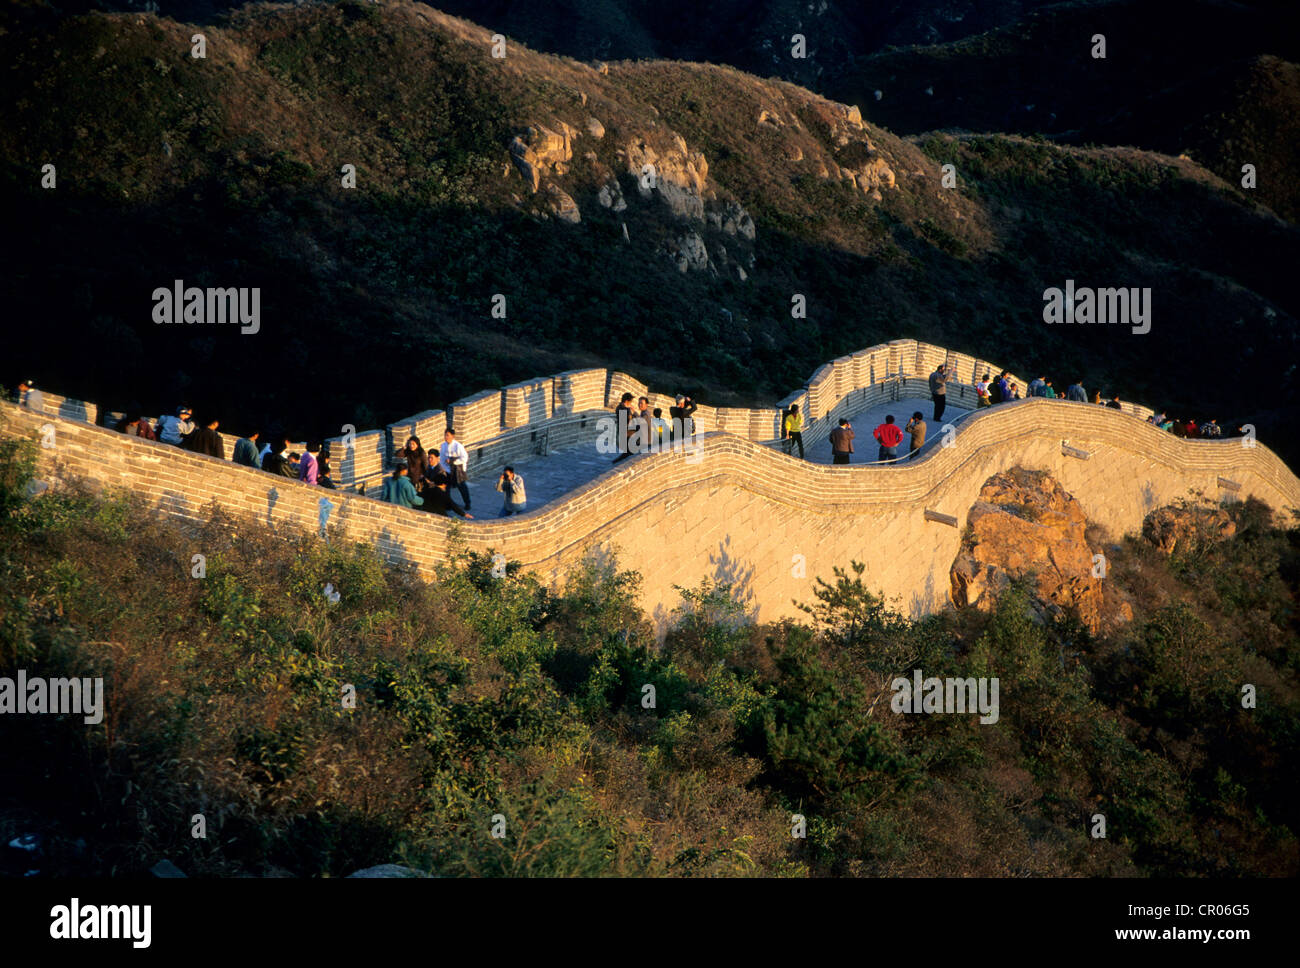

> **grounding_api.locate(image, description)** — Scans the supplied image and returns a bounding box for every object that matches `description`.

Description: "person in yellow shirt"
[783,404,805,459]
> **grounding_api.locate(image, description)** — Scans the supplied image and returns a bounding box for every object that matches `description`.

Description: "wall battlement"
[5,371,1296,629]
[55,337,1161,495]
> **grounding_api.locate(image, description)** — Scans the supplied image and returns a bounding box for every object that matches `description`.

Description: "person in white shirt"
[495,466,527,516]
[437,427,471,511]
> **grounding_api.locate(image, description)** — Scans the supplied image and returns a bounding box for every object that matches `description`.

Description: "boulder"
[506,122,577,193]
[718,200,756,240]
[544,183,581,224]
[670,232,710,273]
[625,135,710,219]
[949,469,1126,634]
[585,116,605,139]
[597,177,627,211]
[507,136,540,193]
[1142,504,1237,555]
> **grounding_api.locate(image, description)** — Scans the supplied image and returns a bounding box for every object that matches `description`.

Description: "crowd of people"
[9,370,1250,515]
[776,362,1245,465]
[115,404,343,489]
[611,393,697,463]
[91,397,527,519]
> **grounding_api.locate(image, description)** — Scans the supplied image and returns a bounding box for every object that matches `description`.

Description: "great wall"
[5,337,1299,628]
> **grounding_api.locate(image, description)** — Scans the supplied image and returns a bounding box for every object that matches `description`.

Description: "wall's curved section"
[6,398,1297,628]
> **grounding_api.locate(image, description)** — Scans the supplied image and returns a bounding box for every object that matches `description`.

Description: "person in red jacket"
[873,414,904,462]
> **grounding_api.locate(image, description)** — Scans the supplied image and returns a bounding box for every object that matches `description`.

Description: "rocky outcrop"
[668,231,710,273]
[597,176,627,211]
[508,121,579,193]
[800,96,897,199]
[1142,504,1237,554]
[950,468,1130,634]
[623,135,710,220]
[544,183,580,223]
[706,200,756,240]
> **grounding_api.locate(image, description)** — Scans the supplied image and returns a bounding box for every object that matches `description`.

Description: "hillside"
[2,428,1298,877]
[1,0,1298,463]
[827,0,1300,222]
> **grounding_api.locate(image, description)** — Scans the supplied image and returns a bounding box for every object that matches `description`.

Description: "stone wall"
[72,337,1165,502]
[6,397,1297,634]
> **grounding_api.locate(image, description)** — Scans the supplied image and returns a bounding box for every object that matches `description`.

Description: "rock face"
[669,231,710,273]
[706,200,756,240]
[624,136,709,220]
[508,121,578,193]
[544,183,581,223]
[1142,504,1237,554]
[597,176,626,211]
[950,468,1122,634]
[800,96,897,197]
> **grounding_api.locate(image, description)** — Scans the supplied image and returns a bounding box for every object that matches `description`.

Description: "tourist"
[262,437,296,478]
[1200,418,1223,437]
[155,406,194,446]
[1106,395,1123,410]
[612,393,636,463]
[989,372,1005,405]
[183,416,224,458]
[1090,389,1103,405]
[1158,415,1175,433]
[651,408,670,450]
[1009,382,1022,400]
[670,393,698,442]
[829,417,854,465]
[1043,380,1057,399]
[630,397,652,455]
[1066,380,1088,402]
[317,447,336,489]
[496,466,527,516]
[117,412,157,441]
[1027,375,1046,397]
[437,427,472,510]
[929,363,954,422]
[403,436,430,493]
[425,477,473,518]
[976,374,992,408]
[381,463,424,509]
[783,403,805,459]
[905,411,927,458]
[1147,411,1166,426]
[873,414,904,462]
[298,441,321,484]
[232,430,260,467]
[1182,418,1200,438]
[16,380,45,412]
